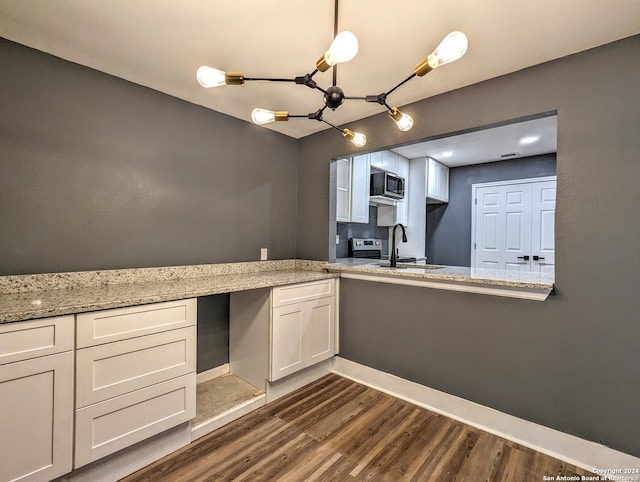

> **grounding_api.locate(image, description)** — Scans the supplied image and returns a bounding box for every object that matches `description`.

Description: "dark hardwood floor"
[122,374,594,481]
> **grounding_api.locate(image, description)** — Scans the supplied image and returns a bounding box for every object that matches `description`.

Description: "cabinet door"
[0,352,73,482]
[351,154,371,223]
[395,156,409,225]
[271,304,305,381]
[427,158,449,203]
[307,297,336,365]
[336,158,351,222]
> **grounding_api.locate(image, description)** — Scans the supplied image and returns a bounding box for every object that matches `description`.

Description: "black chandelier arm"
[321,119,344,133]
[243,76,297,83]
[384,72,417,97]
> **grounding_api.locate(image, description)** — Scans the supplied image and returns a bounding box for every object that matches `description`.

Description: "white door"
[271,304,305,381]
[307,297,336,365]
[472,177,556,272]
[531,180,556,273]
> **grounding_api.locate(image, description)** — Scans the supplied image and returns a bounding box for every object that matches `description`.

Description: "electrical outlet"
[260,248,268,261]
[336,235,340,245]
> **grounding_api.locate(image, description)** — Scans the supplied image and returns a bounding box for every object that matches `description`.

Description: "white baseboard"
[61,422,192,482]
[196,363,230,384]
[266,358,333,403]
[191,394,266,441]
[332,357,640,473]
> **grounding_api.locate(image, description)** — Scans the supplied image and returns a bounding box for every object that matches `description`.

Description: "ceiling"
[1,0,638,139]
[392,115,557,167]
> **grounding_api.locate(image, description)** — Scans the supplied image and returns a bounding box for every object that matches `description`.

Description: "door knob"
[517,255,530,260]
[533,256,545,261]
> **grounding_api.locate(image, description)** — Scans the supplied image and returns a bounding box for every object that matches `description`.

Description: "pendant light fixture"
[196,1,468,148]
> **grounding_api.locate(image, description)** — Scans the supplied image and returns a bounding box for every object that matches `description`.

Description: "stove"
[348,238,383,259]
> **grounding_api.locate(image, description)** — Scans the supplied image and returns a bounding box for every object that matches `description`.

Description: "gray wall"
[0,38,299,275]
[427,154,557,266]
[197,295,230,372]
[336,205,389,258]
[297,36,640,456]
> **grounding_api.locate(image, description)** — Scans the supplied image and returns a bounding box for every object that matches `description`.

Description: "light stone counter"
[0,260,335,324]
[326,258,554,301]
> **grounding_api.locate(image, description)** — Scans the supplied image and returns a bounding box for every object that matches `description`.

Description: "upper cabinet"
[369,150,410,227]
[427,158,449,204]
[335,158,351,223]
[336,154,370,224]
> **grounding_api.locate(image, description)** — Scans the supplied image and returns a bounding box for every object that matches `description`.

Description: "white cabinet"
[350,154,371,223]
[427,157,449,203]
[335,155,370,224]
[0,316,74,482]
[396,155,410,225]
[370,150,398,172]
[335,158,351,222]
[74,299,197,468]
[230,279,338,389]
[375,153,410,227]
[271,282,336,381]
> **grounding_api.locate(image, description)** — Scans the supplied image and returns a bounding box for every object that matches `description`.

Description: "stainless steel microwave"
[370,171,405,199]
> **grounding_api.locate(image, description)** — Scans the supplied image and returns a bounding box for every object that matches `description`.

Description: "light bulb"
[351,132,367,147]
[251,109,276,125]
[324,31,359,66]
[251,109,289,125]
[342,128,367,147]
[427,31,468,69]
[196,66,226,88]
[389,108,414,132]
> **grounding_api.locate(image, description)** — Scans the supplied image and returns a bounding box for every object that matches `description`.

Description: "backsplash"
[336,206,389,258]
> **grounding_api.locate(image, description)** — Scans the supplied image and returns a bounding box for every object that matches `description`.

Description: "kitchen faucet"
[390,223,407,268]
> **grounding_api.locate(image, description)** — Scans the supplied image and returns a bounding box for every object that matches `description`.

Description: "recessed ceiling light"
[441,151,453,158]
[520,136,540,145]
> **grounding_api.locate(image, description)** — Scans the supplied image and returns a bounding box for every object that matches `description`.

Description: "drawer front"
[74,373,196,468]
[272,279,335,307]
[76,327,195,407]
[0,316,74,365]
[76,298,196,348]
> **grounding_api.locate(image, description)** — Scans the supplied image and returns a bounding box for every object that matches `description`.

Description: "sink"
[378,262,445,270]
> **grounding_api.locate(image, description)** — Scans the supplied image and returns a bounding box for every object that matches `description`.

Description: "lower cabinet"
[0,317,74,482]
[74,299,197,468]
[271,295,335,381]
[230,278,339,390]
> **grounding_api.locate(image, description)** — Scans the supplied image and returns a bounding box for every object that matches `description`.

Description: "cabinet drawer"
[76,298,196,348]
[0,316,74,365]
[74,373,195,468]
[272,279,335,307]
[76,326,195,407]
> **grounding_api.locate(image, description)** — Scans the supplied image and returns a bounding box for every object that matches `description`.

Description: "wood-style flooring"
[122,374,594,481]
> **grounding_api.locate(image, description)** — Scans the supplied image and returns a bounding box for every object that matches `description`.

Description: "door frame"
[470,176,557,269]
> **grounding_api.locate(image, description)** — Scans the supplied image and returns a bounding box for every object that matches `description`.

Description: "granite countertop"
[0,261,337,324]
[327,258,555,290]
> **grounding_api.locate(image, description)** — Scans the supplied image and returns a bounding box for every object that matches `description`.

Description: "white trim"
[339,272,551,301]
[471,175,557,269]
[62,423,191,482]
[191,394,266,441]
[332,357,640,474]
[266,358,334,403]
[196,363,230,384]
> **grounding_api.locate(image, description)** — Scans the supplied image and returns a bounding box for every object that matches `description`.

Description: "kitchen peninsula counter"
[327,258,554,301]
[0,260,337,323]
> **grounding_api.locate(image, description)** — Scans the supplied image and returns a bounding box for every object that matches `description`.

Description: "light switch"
[336,235,340,245]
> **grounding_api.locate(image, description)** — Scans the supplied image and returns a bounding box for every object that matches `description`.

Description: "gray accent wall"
[197,295,230,372]
[427,154,557,266]
[297,36,640,456]
[0,38,298,275]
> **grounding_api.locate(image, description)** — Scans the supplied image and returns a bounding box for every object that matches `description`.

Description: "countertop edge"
[0,269,339,324]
